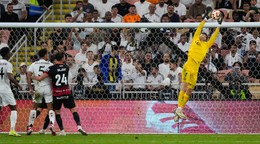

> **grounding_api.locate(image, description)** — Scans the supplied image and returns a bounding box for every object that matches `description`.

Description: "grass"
[1,134,260,144]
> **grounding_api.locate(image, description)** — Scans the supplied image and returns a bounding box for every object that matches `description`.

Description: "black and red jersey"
[45,64,71,97]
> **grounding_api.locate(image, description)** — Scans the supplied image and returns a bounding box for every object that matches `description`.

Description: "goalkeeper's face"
[199,33,207,42]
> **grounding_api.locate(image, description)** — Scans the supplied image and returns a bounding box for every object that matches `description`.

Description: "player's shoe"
[59,130,66,136]
[9,130,21,137]
[26,125,33,135]
[49,124,56,136]
[38,129,45,134]
[78,128,87,135]
[174,108,187,120]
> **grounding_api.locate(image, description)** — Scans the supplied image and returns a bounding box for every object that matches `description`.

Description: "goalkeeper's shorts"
[181,67,198,89]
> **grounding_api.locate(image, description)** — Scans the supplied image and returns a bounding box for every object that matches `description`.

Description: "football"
[211,10,221,20]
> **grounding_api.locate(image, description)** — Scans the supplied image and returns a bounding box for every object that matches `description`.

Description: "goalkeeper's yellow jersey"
[184,20,220,73]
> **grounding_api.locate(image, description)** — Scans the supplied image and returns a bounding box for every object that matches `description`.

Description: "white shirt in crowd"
[87,43,98,55]
[147,73,164,88]
[68,64,79,83]
[143,12,161,23]
[8,0,27,21]
[204,62,217,73]
[224,52,243,68]
[95,1,113,18]
[82,61,99,84]
[27,59,53,90]
[177,42,190,53]
[134,1,150,17]
[131,69,147,89]
[70,11,86,22]
[174,3,186,18]
[158,63,170,79]
[169,33,181,44]
[98,41,117,56]
[74,52,87,65]
[248,36,260,52]
[236,32,253,52]
[121,61,135,81]
[19,73,27,90]
[168,67,182,89]
[72,31,88,50]
[111,14,123,23]
[155,3,167,18]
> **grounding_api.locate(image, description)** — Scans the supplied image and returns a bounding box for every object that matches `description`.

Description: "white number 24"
[55,74,68,86]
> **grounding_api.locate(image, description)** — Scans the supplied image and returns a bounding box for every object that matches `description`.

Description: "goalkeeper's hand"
[203,7,213,20]
[217,11,224,24]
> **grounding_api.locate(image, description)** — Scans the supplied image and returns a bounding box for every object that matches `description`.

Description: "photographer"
[224,62,252,100]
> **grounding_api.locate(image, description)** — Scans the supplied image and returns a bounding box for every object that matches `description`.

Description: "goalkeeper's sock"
[28,110,36,126]
[177,91,184,108]
[10,110,17,131]
[56,114,64,130]
[48,110,55,125]
[73,112,81,126]
[36,110,41,118]
[43,114,50,130]
[182,92,190,107]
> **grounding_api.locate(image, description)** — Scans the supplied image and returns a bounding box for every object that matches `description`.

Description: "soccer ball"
[211,10,221,20]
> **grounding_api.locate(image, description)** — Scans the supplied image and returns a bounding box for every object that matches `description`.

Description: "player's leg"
[27,90,43,135]
[52,97,65,136]
[8,105,21,137]
[2,90,21,137]
[65,96,87,135]
[55,109,66,136]
[26,102,38,135]
[45,89,56,136]
[174,69,195,121]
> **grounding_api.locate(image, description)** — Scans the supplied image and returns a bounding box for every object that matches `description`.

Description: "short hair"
[7,3,13,7]
[64,13,72,19]
[250,40,257,45]
[78,67,86,73]
[0,47,10,57]
[55,52,65,61]
[93,9,99,13]
[151,63,158,69]
[76,1,83,4]
[111,5,117,10]
[81,41,87,45]
[111,45,119,51]
[130,5,136,8]
[201,32,208,38]
[38,48,48,58]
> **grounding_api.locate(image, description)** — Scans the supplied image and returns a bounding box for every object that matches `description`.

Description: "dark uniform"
[45,64,75,110]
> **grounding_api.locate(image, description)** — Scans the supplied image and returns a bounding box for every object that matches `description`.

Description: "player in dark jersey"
[32,52,87,136]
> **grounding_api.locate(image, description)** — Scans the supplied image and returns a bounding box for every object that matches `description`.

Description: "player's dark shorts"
[53,95,76,110]
[38,98,47,109]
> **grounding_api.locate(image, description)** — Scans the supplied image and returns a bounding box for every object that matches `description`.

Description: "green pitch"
[0,134,260,144]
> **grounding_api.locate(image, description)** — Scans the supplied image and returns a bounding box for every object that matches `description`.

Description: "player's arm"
[194,20,206,38]
[7,73,22,90]
[32,73,49,81]
[207,27,220,47]
[27,71,34,95]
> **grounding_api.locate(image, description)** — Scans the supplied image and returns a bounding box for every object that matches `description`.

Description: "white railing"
[8,35,27,73]
[0,22,260,28]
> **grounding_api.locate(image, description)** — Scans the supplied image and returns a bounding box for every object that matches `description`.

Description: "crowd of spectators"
[1,0,260,100]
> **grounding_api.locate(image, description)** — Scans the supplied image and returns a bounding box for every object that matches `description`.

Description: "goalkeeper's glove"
[217,11,224,24]
[203,7,213,20]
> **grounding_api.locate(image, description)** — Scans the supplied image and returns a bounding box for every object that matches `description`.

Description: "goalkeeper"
[173,9,224,121]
